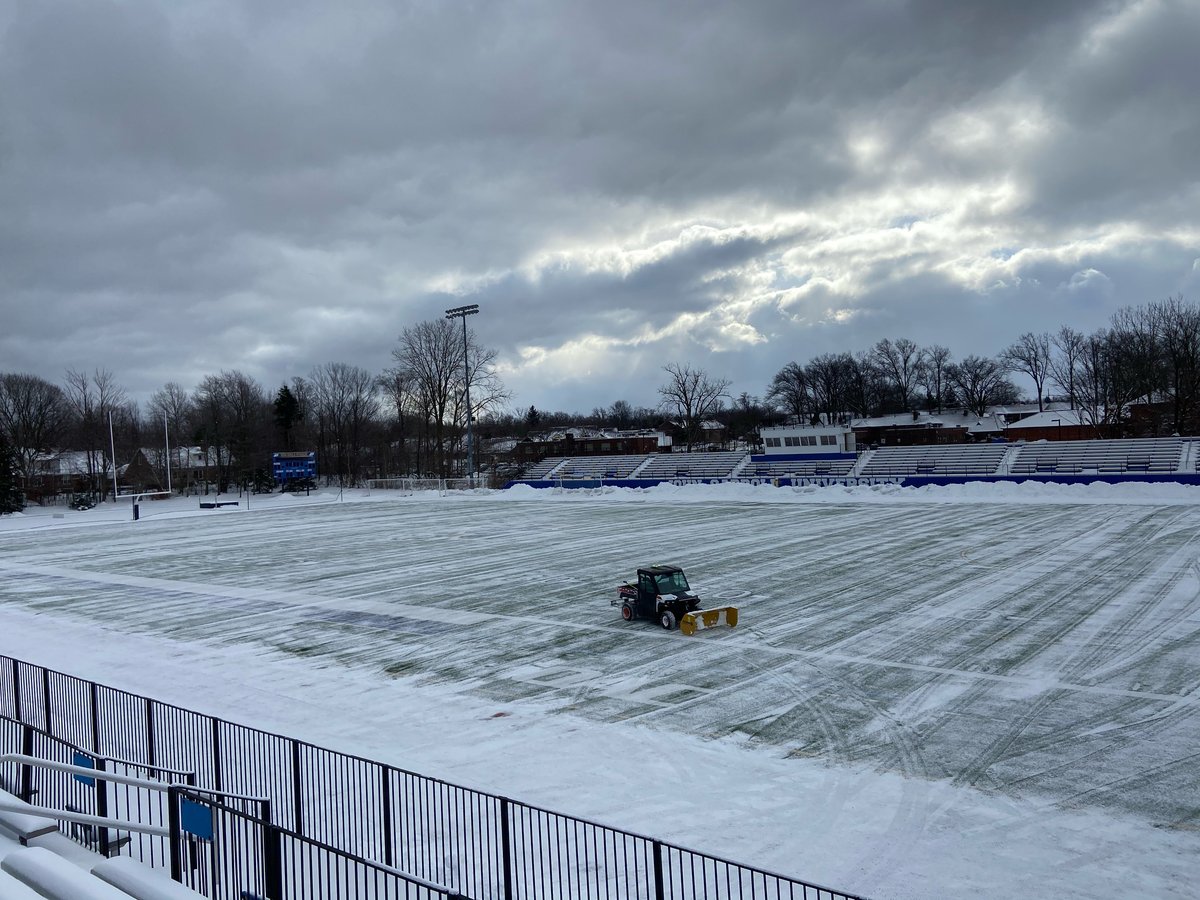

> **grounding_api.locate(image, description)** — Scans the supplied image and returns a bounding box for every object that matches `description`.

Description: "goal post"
[365,478,417,495]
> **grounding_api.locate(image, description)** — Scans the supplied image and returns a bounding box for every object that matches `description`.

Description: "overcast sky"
[2,0,1198,414]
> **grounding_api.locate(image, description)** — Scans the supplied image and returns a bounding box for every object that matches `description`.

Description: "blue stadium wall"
[507,473,1200,489]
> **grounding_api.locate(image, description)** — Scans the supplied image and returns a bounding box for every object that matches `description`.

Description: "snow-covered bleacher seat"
[636,451,748,479]
[0,833,46,899]
[1008,437,1183,475]
[92,855,209,899]
[0,787,205,900]
[2,845,134,899]
[546,454,649,479]
[859,443,1008,476]
[523,457,567,478]
[746,458,855,478]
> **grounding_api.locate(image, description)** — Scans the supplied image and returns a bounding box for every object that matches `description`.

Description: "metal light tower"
[445,304,480,484]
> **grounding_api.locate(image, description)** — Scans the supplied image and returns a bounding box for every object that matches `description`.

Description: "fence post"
[652,840,665,900]
[168,785,183,883]
[145,698,156,769]
[95,757,110,857]
[290,740,303,834]
[11,659,22,723]
[262,799,283,900]
[19,724,34,802]
[89,681,101,753]
[381,766,394,868]
[42,668,52,736]
[499,798,513,900]
[211,718,223,792]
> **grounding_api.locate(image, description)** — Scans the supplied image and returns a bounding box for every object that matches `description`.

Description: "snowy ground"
[1,482,1198,899]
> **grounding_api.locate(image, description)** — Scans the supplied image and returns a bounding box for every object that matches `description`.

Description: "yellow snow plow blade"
[679,606,738,636]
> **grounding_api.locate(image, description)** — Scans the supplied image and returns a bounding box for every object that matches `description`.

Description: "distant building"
[514,429,671,466]
[1003,409,1098,441]
[760,423,855,455]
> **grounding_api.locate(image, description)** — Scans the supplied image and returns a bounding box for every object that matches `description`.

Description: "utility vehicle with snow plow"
[613,565,738,635]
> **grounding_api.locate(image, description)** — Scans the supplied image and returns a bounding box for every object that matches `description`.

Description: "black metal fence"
[0,654,863,900]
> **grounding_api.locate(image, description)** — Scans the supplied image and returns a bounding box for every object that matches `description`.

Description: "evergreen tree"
[274,384,302,449]
[0,432,24,514]
[524,405,541,434]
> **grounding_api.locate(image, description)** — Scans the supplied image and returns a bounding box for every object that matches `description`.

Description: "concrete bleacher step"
[92,856,207,899]
[1,846,134,899]
[1,788,205,899]
[0,868,48,899]
[0,793,61,845]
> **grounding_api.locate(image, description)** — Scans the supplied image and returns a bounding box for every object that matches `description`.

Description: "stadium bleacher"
[1007,437,1183,475]
[543,454,650,479]
[859,443,1009,476]
[635,451,748,480]
[521,457,567,479]
[515,437,1190,486]
[747,458,856,478]
[0,793,206,900]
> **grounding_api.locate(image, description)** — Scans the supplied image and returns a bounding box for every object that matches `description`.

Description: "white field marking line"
[5,559,1199,711]
[0,561,490,627]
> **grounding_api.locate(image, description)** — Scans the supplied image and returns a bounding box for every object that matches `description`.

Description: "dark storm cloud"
[1,0,1197,413]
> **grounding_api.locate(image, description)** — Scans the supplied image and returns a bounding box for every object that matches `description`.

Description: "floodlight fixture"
[445,304,481,484]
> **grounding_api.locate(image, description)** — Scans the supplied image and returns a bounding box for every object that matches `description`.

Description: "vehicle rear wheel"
[660,610,677,631]
[621,603,634,622]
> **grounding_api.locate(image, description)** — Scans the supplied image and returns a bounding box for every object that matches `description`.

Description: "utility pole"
[445,304,480,485]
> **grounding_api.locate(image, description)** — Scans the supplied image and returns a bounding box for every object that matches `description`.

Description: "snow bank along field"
[1,481,1198,899]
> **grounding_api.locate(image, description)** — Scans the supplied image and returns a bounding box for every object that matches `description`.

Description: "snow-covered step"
[92,856,207,899]
[1,846,133,899]
[0,792,60,844]
[0,868,46,899]
[0,831,25,863]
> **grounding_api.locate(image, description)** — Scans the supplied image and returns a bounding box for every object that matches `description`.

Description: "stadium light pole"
[445,304,480,484]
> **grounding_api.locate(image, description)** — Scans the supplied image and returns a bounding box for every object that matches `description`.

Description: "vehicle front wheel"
[621,603,634,622]
[660,611,677,631]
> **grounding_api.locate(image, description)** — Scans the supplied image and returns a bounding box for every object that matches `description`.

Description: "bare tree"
[870,338,925,411]
[63,368,128,497]
[607,400,635,429]
[918,345,953,413]
[658,363,731,451]
[1049,327,1086,410]
[146,382,194,486]
[848,351,888,417]
[391,318,508,477]
[0,373,69,482]
[1000,332,1052,411]
[805,353,857,424]
[148,382,194,444]
[947,355,1018,416]
[765,362,811,423]
[1075,328,1145,432]
[192,370,268,490]
[309,363,380,485]
[377,366,416,474]
[1150,295,1200,434]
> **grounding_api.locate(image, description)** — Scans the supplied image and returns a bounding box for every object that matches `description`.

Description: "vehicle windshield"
[654,571,690,594]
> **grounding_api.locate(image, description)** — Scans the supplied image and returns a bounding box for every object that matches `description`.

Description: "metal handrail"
[0,754,268,803]
[0,714,197,784]
[0,796,169,838]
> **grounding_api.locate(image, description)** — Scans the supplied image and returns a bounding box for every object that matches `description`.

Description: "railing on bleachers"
[858,444,1009,477]
[1006,437,1183,475]
[745,458,856,478]
[0,656,863,900]
[635,451,748,480]
[544,454,649,480]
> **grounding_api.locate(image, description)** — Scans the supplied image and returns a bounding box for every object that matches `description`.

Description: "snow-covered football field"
[1,481,1198,899]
